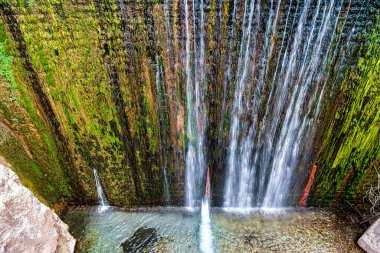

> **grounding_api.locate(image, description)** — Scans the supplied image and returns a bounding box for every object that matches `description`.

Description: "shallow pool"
[64,207,363,253]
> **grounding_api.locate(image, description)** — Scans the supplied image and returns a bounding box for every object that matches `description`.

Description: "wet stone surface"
[64,207,364,253]
[121,227,160,253]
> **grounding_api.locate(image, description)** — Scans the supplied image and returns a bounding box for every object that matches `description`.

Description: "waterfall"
[156,54,171,204]
[182,1,213,249]
[185,0,207,209]
[223,0,260,208]
[223,0,348,208]
[93,169,109,212]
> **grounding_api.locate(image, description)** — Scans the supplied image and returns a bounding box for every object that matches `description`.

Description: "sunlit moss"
[312,13,380,207]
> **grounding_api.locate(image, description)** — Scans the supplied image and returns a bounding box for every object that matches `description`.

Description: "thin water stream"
[93,169,110,213]
[185,0,207,209]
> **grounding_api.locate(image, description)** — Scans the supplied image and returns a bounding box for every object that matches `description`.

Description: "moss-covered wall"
[0,0,185,207]
[0,0,379,208]
[310,13,380,208]
[0,15,77,208]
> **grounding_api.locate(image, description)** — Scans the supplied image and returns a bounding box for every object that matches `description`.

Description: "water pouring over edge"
[93,169,110,213]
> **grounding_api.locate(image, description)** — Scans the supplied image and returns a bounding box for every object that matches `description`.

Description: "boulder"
[121,227,159,252]
[0,164,75,253]
[358,217,380,253]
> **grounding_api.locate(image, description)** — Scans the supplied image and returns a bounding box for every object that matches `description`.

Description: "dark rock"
[121,227,159,253]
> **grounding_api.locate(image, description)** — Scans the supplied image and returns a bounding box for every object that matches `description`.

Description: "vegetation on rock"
[0,1,378,210]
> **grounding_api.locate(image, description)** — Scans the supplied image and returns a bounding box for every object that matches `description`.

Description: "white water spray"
[200,199,213,253]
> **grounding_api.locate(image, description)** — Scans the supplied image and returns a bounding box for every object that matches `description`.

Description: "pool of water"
[64,207,363,253]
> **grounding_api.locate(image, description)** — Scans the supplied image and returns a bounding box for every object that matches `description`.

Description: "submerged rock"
[121,227,159,252]
[0,164,75,253]
[358,218,380,253]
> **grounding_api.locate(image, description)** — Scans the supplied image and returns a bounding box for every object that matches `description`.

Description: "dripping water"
[263,0,344,207]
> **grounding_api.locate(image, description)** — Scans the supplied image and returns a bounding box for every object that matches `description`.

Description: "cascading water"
[185,0,207,209]
[93,169,109,212]
[223,0,351,208]
[223,0,261,208]
[183,1,213,250]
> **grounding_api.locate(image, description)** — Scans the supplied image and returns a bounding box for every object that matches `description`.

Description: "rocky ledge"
[0,163,75,253]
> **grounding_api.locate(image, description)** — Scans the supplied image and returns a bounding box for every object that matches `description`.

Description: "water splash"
[199,199,213,253]
[199,168,213,253]
[93,169,109,213]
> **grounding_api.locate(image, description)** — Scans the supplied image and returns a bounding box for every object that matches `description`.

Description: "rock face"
[358,218,380,253]
[0,164,75,253]
[0,0,379,208]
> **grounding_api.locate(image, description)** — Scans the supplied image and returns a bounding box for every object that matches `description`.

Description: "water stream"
[93,169,109,213]
[185,0,207,209]
[183,1,213,249]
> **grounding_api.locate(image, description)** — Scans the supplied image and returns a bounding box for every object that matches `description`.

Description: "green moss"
[312,13,380,206]
[0,125,72,205]
[0,9,77,206]
[0,24,17,91]
[0,0,185,206]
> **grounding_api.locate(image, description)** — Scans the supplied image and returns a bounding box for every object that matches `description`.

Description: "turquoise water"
[64,207,362,253]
